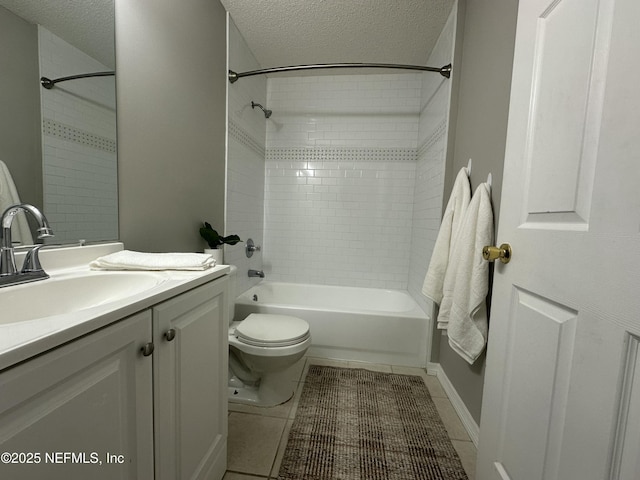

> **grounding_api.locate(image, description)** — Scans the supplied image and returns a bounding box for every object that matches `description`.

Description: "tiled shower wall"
[226,18,267,296]
[408,7,457,314]
[262,54,454,292]
[39,27,117,244]
[263,74,422,288]
[227,4,456,301]
[264,148,418,288]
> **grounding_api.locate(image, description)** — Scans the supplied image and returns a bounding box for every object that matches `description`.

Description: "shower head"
[251,101,272,119]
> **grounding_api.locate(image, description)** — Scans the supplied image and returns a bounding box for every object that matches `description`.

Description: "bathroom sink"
[0,271,168,325]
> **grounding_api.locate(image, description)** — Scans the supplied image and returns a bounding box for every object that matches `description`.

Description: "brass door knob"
[482,243,512,264]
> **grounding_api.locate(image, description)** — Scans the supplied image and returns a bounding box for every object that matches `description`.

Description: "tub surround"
[263,75,422,291]
[225,17,267,296]
[0,242,229,371]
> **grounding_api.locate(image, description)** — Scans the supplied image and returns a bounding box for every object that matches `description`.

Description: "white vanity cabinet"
[152,279,228,480]
[0,275,228,480]
[0,310,155,480]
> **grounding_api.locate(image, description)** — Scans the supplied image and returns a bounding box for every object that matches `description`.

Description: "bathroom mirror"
[0,0,117,246]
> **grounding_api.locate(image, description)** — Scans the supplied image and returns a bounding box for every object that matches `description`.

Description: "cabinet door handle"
[165,329,176,342]
[141,342,154,356]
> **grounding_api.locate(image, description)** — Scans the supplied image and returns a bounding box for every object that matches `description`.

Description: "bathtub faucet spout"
[248,269,265,278]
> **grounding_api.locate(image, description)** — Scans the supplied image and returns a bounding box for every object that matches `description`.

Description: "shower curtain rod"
[40,71,115,89]
[228,62,451,83]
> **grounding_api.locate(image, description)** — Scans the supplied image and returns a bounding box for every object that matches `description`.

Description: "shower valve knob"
[245,238,261,258]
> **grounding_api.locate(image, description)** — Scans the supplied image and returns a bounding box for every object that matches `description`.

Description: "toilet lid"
[235,314,310,347]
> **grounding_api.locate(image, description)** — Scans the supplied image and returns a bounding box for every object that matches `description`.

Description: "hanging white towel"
[90,250,217,271]
[437,183,493,364]
[0,160,34,245]
[422,167,471,306]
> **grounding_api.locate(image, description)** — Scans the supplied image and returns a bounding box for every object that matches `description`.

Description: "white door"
[476,0,640,479]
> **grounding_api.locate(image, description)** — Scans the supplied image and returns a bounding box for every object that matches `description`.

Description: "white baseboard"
[427,362,479,447]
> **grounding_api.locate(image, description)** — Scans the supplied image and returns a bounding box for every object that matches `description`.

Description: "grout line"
[227,409,285,419]
[224,469,269,478]
[268,421,290,478]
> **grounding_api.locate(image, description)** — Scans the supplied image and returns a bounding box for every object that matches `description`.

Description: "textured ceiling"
[2,1,453,75]
[0,0,114,68]
[221,0,455,70]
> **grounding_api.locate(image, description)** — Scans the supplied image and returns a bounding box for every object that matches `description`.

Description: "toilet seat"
[234,314,310,348]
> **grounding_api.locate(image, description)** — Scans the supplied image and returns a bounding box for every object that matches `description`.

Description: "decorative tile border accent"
[266,147,417,162]
[42,118,116,153]
[417,119,448,158]
[228,119,266,157]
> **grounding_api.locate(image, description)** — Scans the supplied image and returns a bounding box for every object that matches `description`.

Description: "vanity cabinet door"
[152,278,228,480]
[0,311,154,480]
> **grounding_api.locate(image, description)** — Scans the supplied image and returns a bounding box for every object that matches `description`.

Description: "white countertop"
[0,243,229,371]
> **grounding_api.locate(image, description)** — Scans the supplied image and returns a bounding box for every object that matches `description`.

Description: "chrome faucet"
[0,203,54,287]
[248,269,265,278]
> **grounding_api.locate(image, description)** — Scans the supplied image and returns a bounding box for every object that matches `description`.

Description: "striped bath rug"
[278,366,469,480]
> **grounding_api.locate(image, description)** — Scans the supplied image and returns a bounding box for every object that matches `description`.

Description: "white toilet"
[227,266,311,406]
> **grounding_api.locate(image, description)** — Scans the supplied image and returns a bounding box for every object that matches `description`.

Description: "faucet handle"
[245,238,261,258]
[21,244,46,273]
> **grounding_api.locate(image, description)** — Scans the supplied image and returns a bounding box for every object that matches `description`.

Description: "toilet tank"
[227,265,237,325]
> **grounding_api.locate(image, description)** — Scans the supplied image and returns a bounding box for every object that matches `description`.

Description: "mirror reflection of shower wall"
[39,27,117,244]
[0,1,117,245]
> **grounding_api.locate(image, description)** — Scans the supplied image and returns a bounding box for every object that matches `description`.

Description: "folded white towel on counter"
[422,167,471,306]
[437,182,493,364]
[90,250,216,271]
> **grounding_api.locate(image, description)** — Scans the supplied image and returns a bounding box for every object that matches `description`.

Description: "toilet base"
[228,370,295,407]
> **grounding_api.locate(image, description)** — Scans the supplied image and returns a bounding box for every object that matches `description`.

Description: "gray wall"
[115,0,227,252]
[0,6,43,209]
[438,0,518,424]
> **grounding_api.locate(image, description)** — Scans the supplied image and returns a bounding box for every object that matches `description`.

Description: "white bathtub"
[234,282,430,367]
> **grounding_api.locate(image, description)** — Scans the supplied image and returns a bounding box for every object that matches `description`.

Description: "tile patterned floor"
[224,357,477,480]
